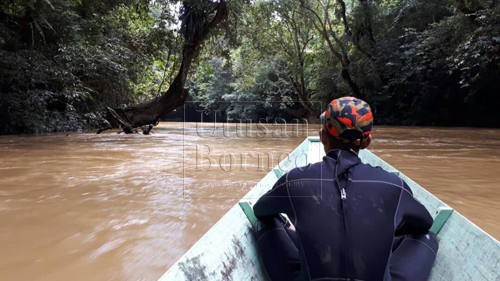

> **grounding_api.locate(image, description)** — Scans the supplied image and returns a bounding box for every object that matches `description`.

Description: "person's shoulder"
[351,162,405,188]
[283,159,331,182]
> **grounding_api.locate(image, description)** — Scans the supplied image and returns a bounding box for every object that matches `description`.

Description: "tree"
[0,0,175,134]
[2,0,500,134]
[298,0,363,99]
[279,6,317,118]
[109,0,229,132]
[235,0,318,119]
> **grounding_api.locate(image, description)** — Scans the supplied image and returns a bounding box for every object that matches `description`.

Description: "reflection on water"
[0,123,499,280]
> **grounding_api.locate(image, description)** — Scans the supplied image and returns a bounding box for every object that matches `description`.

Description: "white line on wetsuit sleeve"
[384,188,404,278]
[405,237,437,256]
[286,172,312,281]
[347,179,413,197]
[394,188,404,230]
[257,228,287,243]
[311,277,364,281]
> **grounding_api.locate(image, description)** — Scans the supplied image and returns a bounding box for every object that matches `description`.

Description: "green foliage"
[190,55,303,121]
[195,0,500,127]
[190,57,234,115]
[2,0,499,133]
[0,0,180,133]
[371,2,500,125]
[0,49,104,133]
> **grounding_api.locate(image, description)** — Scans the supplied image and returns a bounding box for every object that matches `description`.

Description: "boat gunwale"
[159,137,500,281]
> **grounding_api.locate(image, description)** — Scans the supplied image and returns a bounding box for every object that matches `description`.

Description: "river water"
[0,122,499,280]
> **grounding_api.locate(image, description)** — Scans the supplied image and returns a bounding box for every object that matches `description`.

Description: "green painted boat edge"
[273,169,282,178]
[158,137,311,281]
[239,201,258,226]
[430,207,454,234]
[358,148,500,241]
[235,203,460,238]
[355,146,500,280]
[159,137,500,281]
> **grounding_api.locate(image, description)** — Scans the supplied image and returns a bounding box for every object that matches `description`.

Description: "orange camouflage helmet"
[320,97,373,146]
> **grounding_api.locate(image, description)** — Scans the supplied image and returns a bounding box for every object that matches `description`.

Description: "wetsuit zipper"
[336,176,350,280]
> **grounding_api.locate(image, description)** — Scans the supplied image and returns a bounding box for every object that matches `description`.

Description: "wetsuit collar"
[326,149,362,178]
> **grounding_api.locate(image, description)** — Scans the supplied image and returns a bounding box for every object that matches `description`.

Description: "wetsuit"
[254,149,438,281]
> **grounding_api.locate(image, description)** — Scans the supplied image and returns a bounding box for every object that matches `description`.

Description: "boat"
[159,137,500,281]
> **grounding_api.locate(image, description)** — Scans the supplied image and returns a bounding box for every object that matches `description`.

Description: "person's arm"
[254,173,292,219]
[395,181,433,236]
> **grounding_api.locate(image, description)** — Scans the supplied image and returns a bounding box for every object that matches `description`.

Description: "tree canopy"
[1,0,499,134]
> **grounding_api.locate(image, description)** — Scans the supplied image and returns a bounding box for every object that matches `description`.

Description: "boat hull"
[159,137,500,281]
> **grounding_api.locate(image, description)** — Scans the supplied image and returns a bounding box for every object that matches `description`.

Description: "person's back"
[253,97,438,281]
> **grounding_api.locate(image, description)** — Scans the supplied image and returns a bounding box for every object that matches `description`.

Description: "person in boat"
[253,97,438,281]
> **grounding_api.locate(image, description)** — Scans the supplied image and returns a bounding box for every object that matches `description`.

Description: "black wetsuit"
[254,149,438,281]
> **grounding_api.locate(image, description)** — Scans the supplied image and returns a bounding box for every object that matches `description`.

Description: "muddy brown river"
[1,122,499,280]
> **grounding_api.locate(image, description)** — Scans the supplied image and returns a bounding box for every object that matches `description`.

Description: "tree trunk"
[299,1,363,100]
[341,67,364,100]
[116,47,195,127]
[108,1,228,131]
[286,107,319,123]
[290,74,317,118]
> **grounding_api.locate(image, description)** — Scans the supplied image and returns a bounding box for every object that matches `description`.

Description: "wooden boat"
[159,137,500,281]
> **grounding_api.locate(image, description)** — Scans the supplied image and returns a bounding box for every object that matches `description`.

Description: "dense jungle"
[1,0,499,134]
